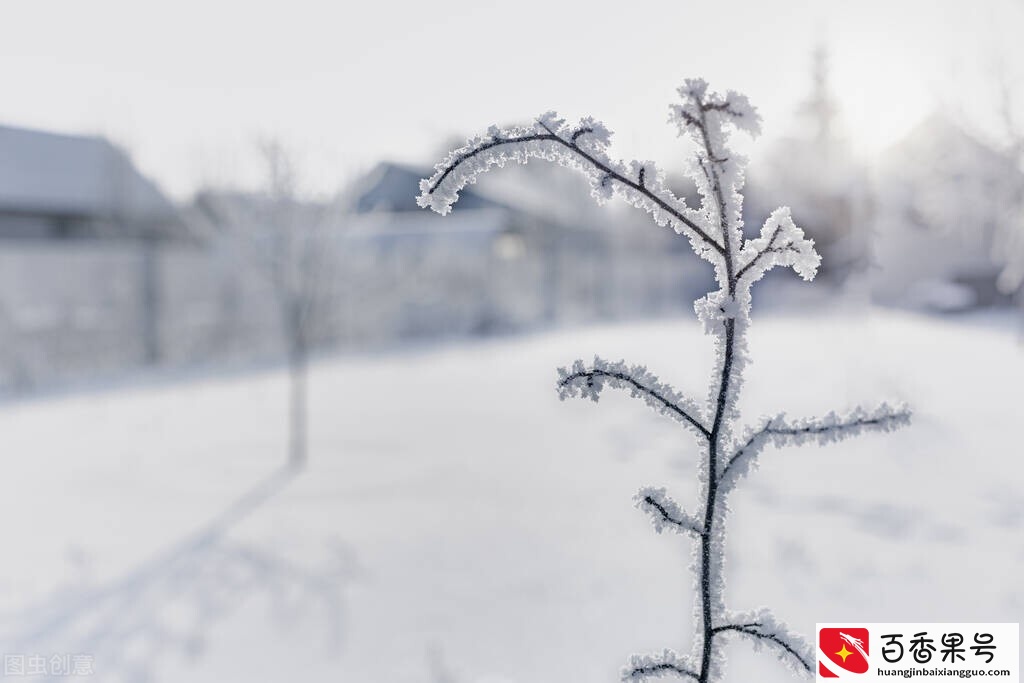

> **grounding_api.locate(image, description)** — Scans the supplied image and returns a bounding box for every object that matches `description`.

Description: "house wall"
[0,214,64,239]
[0,226,713,394]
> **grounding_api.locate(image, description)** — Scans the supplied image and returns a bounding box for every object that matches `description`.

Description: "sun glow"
[829,47,935,158]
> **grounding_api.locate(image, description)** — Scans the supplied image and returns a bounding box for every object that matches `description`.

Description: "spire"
[799,45,839,144]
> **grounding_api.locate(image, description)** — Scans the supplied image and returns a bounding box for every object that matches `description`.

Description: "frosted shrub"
[418,80,910,682]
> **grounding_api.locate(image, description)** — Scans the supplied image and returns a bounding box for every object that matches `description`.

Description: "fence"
[0,231,711,394]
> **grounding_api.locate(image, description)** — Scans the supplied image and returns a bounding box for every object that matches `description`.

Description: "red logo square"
[819,627,870,677]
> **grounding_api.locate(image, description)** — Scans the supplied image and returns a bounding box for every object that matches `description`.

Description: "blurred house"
[872,114,1020,311]
[0,124,182,239]
[186,161,716,353]
[0,124,187,390]
[348,162,611,335]
[0,147,738,395]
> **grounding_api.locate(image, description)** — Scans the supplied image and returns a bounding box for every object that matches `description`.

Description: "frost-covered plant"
[418,80,911,683]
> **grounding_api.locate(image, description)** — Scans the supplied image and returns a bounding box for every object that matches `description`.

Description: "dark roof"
[353,162,509,213]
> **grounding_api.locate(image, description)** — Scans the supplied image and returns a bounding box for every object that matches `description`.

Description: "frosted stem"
[698,318,734,683]
[692,87,740,682]
[712,624,813,673]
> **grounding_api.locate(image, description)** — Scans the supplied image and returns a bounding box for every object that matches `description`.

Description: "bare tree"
[197,140,347,468]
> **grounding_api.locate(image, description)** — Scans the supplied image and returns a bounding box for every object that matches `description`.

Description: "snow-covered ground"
[0,307,1020,682]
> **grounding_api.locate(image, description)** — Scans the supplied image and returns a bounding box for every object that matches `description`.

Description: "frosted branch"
[668,79,764,293]
[670,79,762,148]
[635,487,702,537]
[713,609,813,674]
[720,403,912,488]
[418,113,725,262]
[417,78,912,683]
[557,358,711,439]
[713,625,812,673]
[735,207,821,285]
[623,650,699,682]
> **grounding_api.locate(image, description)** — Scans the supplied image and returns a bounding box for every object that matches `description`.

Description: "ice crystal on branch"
[623,649,699,682]
[418,79,910,683]
[737,207,821,286]
[720,403,911,492]
[714,608,814,675]
[635,487,702,537]
[557,357,709,439]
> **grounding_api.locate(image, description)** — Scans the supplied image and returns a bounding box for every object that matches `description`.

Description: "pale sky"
[2,0,1021,199]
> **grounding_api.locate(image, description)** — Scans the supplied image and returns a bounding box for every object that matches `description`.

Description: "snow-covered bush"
[418,80,910,682]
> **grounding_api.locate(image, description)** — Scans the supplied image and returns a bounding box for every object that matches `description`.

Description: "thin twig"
[641,495,703,537]
[712,624,813,672]
[735,223,783,282]
[626,663,700,681]
[720,410,912,483]
[558,369,711,438]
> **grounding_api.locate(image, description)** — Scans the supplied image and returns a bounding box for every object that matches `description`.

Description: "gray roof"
[354,162,509,214]
[0,124,179,229]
